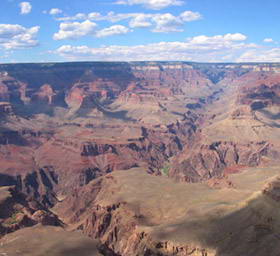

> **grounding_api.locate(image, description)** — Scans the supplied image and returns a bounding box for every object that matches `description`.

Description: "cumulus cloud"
[49,8,63,15]
[105,12,138,23]
[189,33,247,45]
[130,11,201,32]
[57,11,144,23]
[55,11,201,33]
[88,12,103,20]
[115,0,184,9]
[96,25,132,37]
[57,13,89,21]
[180,11,202,22]
[19,2,32,15]
[56,12,134,22]
[53,33,258,62]
[53,20,132,40]
[53,20,97,40]
[263,38,274,43]
[129,14,152,28]
[0,24,39,49]
[152,13,183,32]
[237,48,280,62]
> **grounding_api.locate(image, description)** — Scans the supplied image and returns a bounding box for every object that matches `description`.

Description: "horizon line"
[1,60,280,65]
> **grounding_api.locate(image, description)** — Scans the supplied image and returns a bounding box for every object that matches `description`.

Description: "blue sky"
[0,0,279,63]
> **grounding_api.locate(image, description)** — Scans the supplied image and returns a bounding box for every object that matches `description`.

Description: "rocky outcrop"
[66,86,85,109]
[0,83,9,101]
[0,61,279,197]
[0,167,58,207]
[263,176,280,202]
[0,102,13,116]
[31,84,55,104]
[0,62,279,187]
[55,168,280,256]
[0,129,26,145]
[170,141,274,182]
[72,202,214,256]
[54,174,215,256]
[0,225,104,256]
[0,186,61,237]
[239,83,280,110]
[1,61,280,255]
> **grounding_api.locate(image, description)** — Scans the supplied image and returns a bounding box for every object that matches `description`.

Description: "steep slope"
[53,167,280,256]
[0,186,60,237]
[0,62,280,255]
[170,69,280,182]
[0,225,103,256]
[0,62,207,204]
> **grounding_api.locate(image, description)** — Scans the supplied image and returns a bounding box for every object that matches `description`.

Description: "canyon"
[0,61,280,255]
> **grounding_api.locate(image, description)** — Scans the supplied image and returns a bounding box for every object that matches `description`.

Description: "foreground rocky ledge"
[51,167,280,256]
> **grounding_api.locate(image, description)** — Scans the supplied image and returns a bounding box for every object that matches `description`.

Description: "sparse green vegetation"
[5,211,21,225]
[161,165,170,176]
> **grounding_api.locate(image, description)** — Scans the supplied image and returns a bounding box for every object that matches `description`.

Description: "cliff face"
[0,186,61,237]
[0,62,280,198]
[169,141,276,182]
[54,168,280,256]
[169,68,280,183]
[0,62,207,203]
[0,102,13,117]
[53,171,216,255]
[0,62,280,255]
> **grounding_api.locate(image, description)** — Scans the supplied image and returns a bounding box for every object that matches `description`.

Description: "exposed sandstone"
[0,62,280,255]
[263,176,280,202]
[0,186,61,237]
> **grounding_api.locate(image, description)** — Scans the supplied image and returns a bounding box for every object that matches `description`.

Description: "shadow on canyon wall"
[155,194,280,256]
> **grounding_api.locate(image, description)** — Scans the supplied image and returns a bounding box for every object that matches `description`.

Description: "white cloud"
[56,12,135,22]
[224,33,247,41]
[55,10,201,31]
[53,20,97,40]
[19,2,32,15]
[127,11,201,32]
[180,11,202,22]
[129,14,152,28]
[54,10,202,35]
[0,24,39,49]
[189,33,247,45]
[53,21,131,40]
[96,25,132,37]
[105,12,138,23]
[115,0,184,10]
[88,12,102,20]
[263,38,274,43]
[53,33,258,62]
[152,13,183,32]
[237,48,280,62]
[49,8,63,15]
[57,13,89,21]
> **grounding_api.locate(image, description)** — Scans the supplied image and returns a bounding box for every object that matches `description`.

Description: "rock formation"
[0,61,280,255]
